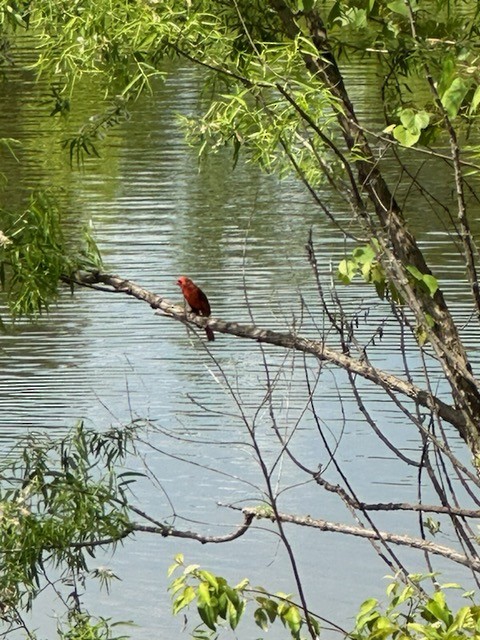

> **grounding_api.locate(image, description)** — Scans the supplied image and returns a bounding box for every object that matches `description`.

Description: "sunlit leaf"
[387,0,409,15]
[393,124,420,147]
[441,77,470,119]
[254,607,269,630]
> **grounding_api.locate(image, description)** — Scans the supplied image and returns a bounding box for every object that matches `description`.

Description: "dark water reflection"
[1,40,479,638]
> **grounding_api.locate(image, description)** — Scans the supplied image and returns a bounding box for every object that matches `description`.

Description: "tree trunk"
[269,0,480,455]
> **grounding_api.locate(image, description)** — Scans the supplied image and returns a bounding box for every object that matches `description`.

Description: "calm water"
[0,38,479,638]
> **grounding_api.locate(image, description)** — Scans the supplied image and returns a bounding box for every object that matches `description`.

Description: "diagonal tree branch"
[65,513,256,549]
[240,507,480,573]
[267,0,480,452]
[63,270,465,433]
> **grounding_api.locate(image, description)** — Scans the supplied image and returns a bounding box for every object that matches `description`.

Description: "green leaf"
[184,563,201,575]
[393,124,420,147]
[170,576,186,596]
[172,586,196,614]
[199,570,218,589]
[327,0,342,25]
[373,615,398,634]
[353,244,376,262]
[408,622,429,634]
[441,77,470,119]
[422,274,438,296]
[370,263,385,285]
[198,581,212,605]
[423,591,452,624]
[356,598,380,629]
[374,280,386,299]
[282,605,302,634]
[254,607,270,631]
[453,605,472,629]
[227,598,244,630]
[360,259,373,280]
[406,266,438,296]
[197,601,217,631]
[257,597,278,623]
[297,0,315,10]
[470,85,480,113]
[338,259,357,284]
[440,583,462,590]
[406,265,424,281]
[394,584,415,606]
[394,109,431,147]
[308,616,320,635]
[399,108,416,128]
[398,109,430,131]
[413,111,430,130]
[234,578,249,591]
[387,0,409,16]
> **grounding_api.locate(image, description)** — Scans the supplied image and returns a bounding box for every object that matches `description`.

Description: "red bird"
[176,276,215,342]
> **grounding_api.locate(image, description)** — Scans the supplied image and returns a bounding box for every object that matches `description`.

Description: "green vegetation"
[352,577,480,640]
[0,192,102,319]
[1,0,480,638]
[0,423,136,637]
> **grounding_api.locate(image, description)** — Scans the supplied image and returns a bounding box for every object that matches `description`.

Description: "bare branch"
[131,512,255,544]
[241,507,480,572]
[64,271,466,434]
[65,513,255,549]
[316,476,480,518]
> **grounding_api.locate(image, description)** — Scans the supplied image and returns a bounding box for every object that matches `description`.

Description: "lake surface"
[0,36,479,638]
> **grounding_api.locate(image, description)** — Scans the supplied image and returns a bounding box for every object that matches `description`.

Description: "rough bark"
[242,507,480,573]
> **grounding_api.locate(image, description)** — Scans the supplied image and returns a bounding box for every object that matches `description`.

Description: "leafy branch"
[168,554,326,640]
[61,97,130,166]
[0,192,103,319]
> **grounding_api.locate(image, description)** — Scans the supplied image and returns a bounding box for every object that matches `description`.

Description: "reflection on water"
[0,38,479,638]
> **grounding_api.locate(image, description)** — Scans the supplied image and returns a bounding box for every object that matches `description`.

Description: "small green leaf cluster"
[0,0,30,30]
[26,0,166,97]
[179,46,340,185]
[169,555,247,636]
[168,554,319,639]
[352,575,480,640]
[254,589,319,639]
[338,242,394,301]
[0,191,71,318]
[388,66,480,148]
[61,97,131,166]
[438,56,480,121]
[57,610,131,640]
[423,516,441,536]
[389,109,431,148]
[0,421,139,623]
[338,243,438,303]
[405,265,439,298]
[0,191,103,321]
[326,1,480,143]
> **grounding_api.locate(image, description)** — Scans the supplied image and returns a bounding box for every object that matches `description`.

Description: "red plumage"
[176,276,215,342]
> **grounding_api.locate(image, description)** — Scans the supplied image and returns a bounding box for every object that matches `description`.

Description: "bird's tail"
[205,326,215,342]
